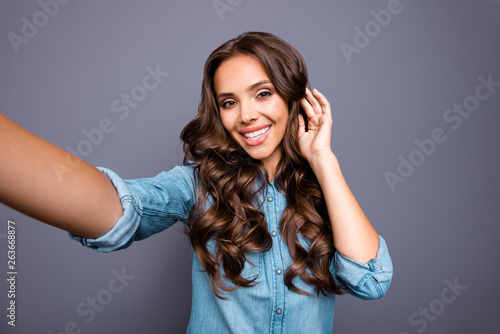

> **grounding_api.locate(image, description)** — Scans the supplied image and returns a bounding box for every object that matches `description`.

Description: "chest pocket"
[206,239,263,285]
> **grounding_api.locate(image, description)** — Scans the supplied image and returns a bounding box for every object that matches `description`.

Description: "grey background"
[1,0,499,333]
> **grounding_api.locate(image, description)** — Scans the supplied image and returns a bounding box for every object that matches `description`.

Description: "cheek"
[276,106,289,140]
[276,103,289,128]
[219,112,237,135]
[272,98,289,120]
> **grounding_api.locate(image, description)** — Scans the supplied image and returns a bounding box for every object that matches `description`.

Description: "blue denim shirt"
[70,165,393,333]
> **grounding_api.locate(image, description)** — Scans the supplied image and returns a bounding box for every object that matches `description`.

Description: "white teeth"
[243,126,270,140]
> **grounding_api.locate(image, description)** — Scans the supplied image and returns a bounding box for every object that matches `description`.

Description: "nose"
[239,101,259,124]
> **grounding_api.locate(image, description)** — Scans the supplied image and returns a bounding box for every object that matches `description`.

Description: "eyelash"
[220,90,272,109]
[221,100,236,108]
[258,90,272,98]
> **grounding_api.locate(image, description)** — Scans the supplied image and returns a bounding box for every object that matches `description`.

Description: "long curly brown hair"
[180,32,346,299]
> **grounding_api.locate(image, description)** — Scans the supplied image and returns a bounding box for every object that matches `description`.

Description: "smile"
[241,125,271,140]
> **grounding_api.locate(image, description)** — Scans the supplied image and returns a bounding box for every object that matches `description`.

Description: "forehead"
[213,55,270,94]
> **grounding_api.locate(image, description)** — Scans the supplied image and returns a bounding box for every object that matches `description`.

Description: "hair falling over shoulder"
[180,32,346,299]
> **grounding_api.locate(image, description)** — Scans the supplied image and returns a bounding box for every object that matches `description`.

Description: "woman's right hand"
[0,113,123,239]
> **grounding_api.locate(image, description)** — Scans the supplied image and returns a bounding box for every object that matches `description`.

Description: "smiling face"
[214,55,289,177]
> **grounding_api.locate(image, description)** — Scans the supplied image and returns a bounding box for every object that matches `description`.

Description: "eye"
[257,90,272,98]
[221,100,236,109]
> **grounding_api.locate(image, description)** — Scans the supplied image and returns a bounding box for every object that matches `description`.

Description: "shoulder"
[153,164,198,190]
[122,164,199,196]
[169,164,198,181]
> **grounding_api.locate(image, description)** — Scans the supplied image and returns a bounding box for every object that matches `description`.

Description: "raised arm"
[0,113,123,239]
[298,88,379,264]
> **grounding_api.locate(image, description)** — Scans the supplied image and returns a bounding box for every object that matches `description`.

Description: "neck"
[262,160,278,183]
[260,146,282,182]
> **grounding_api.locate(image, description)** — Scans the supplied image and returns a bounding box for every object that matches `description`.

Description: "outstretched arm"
[0,113,123,239]
[298,88,379,264]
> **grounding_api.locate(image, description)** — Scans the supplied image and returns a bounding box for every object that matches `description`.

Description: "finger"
[312,89,331,118]
[299,96,316,120]
[305,87,322,114]
[298,113,306,136]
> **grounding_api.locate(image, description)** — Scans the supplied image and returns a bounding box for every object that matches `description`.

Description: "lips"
[241,125,271,140]
[239,125,272,146]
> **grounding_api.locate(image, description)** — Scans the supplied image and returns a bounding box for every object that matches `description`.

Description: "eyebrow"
[216,80,272,101]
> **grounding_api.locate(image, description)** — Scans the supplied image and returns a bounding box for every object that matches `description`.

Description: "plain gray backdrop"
[1,0,499,333]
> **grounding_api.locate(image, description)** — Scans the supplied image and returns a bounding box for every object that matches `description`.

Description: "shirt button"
[276,269,282,275]
[276,309,282,315]
[271,231,277,237]
[267,197,273,202]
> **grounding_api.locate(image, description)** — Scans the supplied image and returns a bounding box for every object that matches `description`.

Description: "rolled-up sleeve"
[330,235,393,300]
[69,165,196,253]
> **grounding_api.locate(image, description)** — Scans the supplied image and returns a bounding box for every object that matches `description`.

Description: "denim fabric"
[70,165,393,333]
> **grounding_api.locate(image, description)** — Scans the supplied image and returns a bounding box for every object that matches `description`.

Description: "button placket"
[265,183,286,332]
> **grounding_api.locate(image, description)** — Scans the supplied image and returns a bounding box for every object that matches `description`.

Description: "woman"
[0,32,392,333]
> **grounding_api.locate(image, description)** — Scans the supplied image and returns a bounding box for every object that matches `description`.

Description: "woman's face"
[214,55,289,176]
